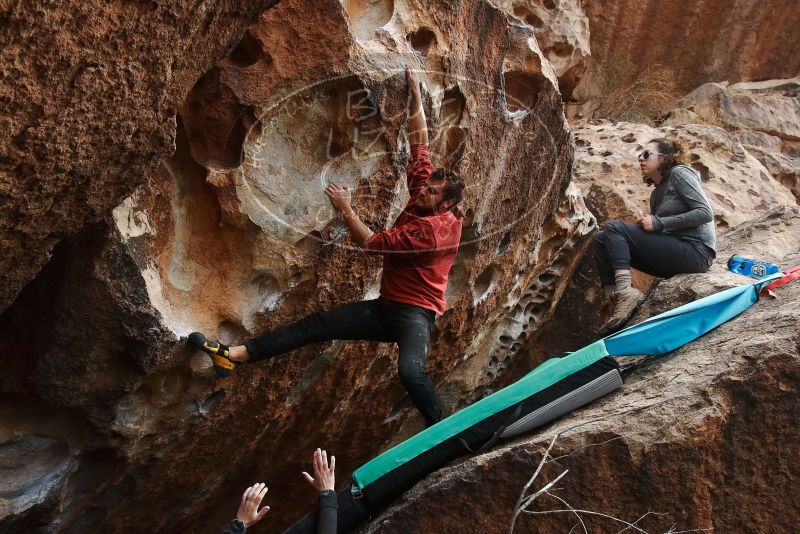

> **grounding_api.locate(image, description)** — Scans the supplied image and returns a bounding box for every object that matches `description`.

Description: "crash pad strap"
[760,265,800,298]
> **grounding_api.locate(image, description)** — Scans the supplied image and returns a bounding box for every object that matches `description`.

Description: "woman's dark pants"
[592,220,713,285]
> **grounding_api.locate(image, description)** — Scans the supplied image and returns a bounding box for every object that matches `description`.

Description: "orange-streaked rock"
[0,0,279,313]
[0,0,590,531]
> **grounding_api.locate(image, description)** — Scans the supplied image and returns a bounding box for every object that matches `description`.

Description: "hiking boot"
[599,286,645,334]
[188,332,240,378]
[602,284,616,299]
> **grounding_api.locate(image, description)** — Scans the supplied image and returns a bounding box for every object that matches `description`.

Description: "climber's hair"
[648,138,690,173]
[431,168,465,212]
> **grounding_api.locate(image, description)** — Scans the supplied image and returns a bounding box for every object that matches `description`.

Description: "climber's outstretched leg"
[189,297,442,424]
[244,298,397,360]
[189,299,394,377]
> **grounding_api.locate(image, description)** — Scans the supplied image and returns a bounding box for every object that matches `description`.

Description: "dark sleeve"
[317,490,338,534]
[222,519,246,534]
[406,144,434,199]
[652,167,714,231]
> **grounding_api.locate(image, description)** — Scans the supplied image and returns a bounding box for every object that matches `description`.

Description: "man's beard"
[414,200,435,214]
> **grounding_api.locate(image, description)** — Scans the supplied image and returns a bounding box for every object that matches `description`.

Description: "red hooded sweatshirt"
[364,144,463,315]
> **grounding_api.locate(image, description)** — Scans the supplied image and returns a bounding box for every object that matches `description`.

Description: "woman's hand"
[325,183,353,215]
[236,483,270,528]
[302,448,336,492]
[638,215,655,232]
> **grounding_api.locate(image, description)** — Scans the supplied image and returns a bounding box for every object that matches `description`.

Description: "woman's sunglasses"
[638,150,665,160]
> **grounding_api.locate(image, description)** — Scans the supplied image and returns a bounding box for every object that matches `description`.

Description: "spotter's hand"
[325,183,353,213]
[236,483,270,528]
[302,448,336,492]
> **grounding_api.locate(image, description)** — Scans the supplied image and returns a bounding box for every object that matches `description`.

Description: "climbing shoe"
[599,286,645,335]
[188,332,240,378]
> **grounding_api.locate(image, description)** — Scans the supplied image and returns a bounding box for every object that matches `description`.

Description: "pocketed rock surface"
[0,0,592,531]
[2,1,800,533]
[360,206,800,534]
[492,0,800,107]
[0,0,278,313]
[664,77,800,202]
[498,107,799,381]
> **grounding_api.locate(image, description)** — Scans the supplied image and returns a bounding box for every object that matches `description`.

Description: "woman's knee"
[592,230,606,247]
[604,219,627,233]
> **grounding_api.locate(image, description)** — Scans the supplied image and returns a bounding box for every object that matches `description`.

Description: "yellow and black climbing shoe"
[188,332,240,378]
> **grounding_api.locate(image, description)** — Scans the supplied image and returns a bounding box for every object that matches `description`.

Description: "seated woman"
[593,138,716,333]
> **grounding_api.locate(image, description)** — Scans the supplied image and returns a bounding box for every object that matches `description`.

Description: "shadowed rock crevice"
[0,394,93,528]
[225,30,270,68]
[512,4,544,28]
[180,67,259,169]
[407,27,437,57]
[431,85,469,169]
[472,264,498,303]
[503,70,546,113]
[0,226,156,531]
[0,223,156,414]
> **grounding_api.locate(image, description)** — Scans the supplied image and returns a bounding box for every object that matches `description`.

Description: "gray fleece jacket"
[650,165,716,253]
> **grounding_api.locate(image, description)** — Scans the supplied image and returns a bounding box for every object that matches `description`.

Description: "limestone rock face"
[493,0,591,99]
[359,206,800,534]
[0,0,592,532]
[573,0,800,104]
[570,119,797,232]
[664,78,800,202]
[489,1,800,112]
[0,0,280,314]
[498,114,800,357]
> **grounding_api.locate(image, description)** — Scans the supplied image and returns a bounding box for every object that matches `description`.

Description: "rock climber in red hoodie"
[189,67,465,427]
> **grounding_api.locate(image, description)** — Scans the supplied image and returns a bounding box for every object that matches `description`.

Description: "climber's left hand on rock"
[325,183,353,214]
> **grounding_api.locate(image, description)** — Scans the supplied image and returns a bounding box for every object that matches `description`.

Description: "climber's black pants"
[244,297,441,425]
[592,220,714,286]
